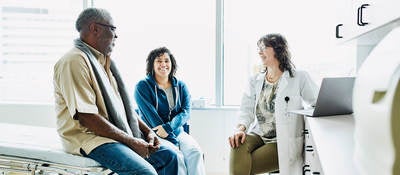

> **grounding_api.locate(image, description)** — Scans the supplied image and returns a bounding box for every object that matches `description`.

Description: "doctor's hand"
[152,125,169,138]
[228,130,246,148]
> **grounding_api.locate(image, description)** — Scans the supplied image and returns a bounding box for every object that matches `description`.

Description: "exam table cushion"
[0,123,101,167]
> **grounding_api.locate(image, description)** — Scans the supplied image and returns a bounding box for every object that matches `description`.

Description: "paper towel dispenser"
[353,26,400,175]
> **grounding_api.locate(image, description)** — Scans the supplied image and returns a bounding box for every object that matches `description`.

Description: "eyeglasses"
[257,45,267,52]
[95,22,116,32]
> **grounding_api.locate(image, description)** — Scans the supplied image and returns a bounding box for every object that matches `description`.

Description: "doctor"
[228,33,318,175]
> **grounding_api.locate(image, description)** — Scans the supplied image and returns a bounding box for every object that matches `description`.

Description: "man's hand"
[127,138,150,158]
[76,112,157,158]
[152,125,168,138]
[146,131,160,154]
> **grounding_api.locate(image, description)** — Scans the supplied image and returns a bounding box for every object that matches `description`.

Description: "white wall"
[0,103,238,175]
[190,108,238,175]
[0,103,57,127]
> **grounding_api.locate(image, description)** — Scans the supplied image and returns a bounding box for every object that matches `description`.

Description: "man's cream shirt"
[53,43,126,155]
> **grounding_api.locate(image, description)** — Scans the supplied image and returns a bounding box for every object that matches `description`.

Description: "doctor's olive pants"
[229,134,279,175]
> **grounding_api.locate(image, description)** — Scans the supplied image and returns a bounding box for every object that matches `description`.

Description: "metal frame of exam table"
[0,155,110,175]
[0,123,112,175]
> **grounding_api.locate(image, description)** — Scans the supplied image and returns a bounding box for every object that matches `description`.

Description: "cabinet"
[337,0,400,40]
[303,119,323,175]
[335,0,400,70]
[301,115,358,175]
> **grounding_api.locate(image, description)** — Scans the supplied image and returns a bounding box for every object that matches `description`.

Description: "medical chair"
[0,123,111,175]
[353,26,400,174]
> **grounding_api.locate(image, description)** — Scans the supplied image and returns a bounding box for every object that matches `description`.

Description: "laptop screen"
[312,77,356,116]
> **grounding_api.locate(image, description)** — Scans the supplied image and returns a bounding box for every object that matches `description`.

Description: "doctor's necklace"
[266,74,281,84]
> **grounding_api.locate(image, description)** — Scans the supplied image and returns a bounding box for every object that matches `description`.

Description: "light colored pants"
[159,132,206,175]
[230,134,279,175]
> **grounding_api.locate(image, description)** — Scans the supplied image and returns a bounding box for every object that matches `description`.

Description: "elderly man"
[53,8,179,175]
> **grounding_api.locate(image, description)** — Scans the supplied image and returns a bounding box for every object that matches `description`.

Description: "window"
[0,1,355,106]
[92,0,216,104]
[223,0,356,105]
[0,0,82,103]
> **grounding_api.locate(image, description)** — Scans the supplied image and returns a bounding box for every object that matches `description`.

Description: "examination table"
[0,123,111,175]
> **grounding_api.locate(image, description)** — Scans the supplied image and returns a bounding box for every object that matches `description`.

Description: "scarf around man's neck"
[74,39,142,138]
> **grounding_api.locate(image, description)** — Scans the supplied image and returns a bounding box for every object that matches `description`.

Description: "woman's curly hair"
[146,47,177,80]
[257,33,295,77]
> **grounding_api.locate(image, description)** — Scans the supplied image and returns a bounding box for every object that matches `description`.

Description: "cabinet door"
[334,0,353,40]
[304,118,324,174]
[347,0,400,39]
[369,0,400,29]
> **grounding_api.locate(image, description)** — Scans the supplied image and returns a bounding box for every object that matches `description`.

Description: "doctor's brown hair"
[257,33,295,77]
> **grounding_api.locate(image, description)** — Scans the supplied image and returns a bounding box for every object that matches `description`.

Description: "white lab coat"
[238,70,318,175]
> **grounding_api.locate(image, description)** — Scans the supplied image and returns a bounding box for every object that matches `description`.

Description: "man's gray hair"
[75,8,112,32]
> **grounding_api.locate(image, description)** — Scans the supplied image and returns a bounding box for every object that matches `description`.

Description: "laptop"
[290,77,355,117]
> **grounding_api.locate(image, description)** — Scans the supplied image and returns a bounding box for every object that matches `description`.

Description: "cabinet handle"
[357,4,370,26]
[303,165,311,175]
[335,24,343,38]
[306,145,314,152]
[303,129,309,135]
